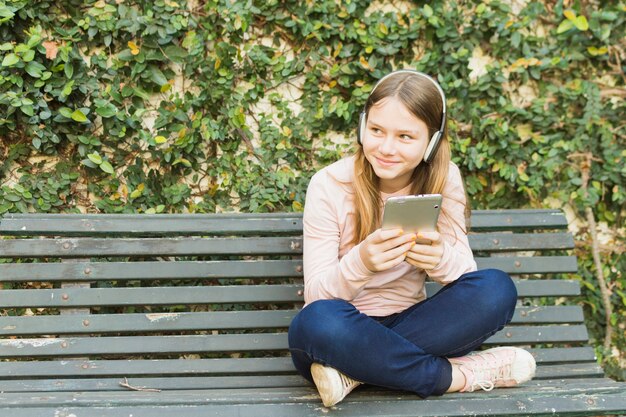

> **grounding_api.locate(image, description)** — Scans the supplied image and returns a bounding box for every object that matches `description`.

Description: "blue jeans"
[288,269,517,398]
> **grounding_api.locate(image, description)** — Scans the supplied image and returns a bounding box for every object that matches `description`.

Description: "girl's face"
[362,96,430,193]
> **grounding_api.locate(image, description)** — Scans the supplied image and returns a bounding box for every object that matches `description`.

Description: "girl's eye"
[370,127,382,134]
[400,134,414,140]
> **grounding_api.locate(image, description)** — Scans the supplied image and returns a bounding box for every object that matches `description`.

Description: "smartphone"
[381,194,442,236]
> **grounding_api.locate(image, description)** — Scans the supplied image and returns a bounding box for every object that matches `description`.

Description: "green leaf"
[87,153,103,164]
[100,161,115,175]
[155,135,167,144]
[149,65,168,86]
[25,61,45,78]
[164,45,188,63]
[573,15,589,31]
[96,103,117,118]
[1,53,19,67]
[557,20,574,34]
[64,63,74,79]
[423,4,433,18]
[20,105,34,116]
[71,109,88,122]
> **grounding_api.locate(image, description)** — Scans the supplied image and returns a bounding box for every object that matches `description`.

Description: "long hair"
[351,72,454,245]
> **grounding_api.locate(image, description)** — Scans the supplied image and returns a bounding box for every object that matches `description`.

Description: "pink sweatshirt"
[303,156,477,317]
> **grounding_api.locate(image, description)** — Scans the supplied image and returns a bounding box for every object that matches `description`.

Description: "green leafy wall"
[1,0,624,378]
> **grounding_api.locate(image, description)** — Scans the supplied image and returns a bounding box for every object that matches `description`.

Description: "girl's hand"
[405,231,444,271]
[359,228,416,272]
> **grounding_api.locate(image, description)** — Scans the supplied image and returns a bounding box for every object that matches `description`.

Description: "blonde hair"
[351,72,454,245]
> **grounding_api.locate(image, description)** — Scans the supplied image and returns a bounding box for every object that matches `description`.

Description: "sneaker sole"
[311,363,342,407]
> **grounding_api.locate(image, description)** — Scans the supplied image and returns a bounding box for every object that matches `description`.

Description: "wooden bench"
[0,210,625,417]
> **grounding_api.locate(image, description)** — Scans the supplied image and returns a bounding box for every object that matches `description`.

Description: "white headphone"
[356,70,447,164]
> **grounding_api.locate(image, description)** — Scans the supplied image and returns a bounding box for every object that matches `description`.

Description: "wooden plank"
[0,306,583,337]
[0,260,304,282]
[426,279,581,297]
[0,357,297,378]
[511,306,584,324]
[0,363,608,392]
[0,333,290,358]
[0,285,304,308]
[536,363,605,379]
[468,232,574,251]
[485,324,589,344]
[0,214,304,236]
[0,237,304,258]
[0,233,575,258]
[0,257,577,283]
[475,255,578,274]
[0,210,568,236]
[0,279,580,308]
[469,209,569,231]
[0,325,588,358]
[0,375,309,393]
[0,348,596,379]
[0,382,625,416]
[0,311,298,335]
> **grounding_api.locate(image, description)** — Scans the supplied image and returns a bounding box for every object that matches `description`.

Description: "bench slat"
[0,233,574,258]
[0,347,596,378]
[469,232,574,251]
[0,210,567,236]
[0,279,581,308]
[0,362,605,393]
[0,306,584,336]
[1,381,625,417]
[0,280,582,309]
[0,260,303,282]
[426,279,581,297]
[0,285,304,308]
[475,255,578,274]
[0,326,588,358]
[0,237,303,257]
[0,256,577,283]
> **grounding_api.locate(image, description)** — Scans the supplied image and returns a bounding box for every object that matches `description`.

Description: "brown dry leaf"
[43,41,58,60]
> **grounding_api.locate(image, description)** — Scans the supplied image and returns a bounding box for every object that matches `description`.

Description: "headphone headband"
[357,70,447,164]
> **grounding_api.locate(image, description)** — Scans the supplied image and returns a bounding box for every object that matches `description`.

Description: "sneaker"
[449,347,536,392]
[310,363,362,407]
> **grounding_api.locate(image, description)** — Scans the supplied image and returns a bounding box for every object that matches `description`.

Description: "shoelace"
[339,372,360,390]
[468,354,513,391]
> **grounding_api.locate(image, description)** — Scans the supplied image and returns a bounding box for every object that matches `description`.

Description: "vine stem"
[578,153,614,352]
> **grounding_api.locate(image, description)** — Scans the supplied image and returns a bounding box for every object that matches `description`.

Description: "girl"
[287,70,536,407]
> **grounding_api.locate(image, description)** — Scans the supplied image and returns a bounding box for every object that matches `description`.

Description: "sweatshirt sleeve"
[302,171,376,304]
[426,162,477,284]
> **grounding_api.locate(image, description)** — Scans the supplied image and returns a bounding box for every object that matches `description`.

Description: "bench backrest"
[0,210,601,393]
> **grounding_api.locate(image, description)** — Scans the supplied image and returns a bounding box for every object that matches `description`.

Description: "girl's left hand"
[405,231,444,271]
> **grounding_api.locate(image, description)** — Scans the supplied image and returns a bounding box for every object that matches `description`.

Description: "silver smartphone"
[381,194,442,234]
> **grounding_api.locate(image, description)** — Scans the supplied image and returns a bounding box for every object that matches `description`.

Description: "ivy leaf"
[96,103,117,118]
[573,15,589,31]
[100,161,115,175]
[155,135,167,144]
[25,61,45,77]
[423,4,433,18]
[71,109,88,122]
[58,107,73,118]
[164,45,187,63]
[87,153,103,164]
[557,20,574,34]
[149,65,168,86]
[1,53,19,67]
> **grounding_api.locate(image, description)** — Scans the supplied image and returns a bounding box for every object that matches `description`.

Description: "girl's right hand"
[358,228,416,272]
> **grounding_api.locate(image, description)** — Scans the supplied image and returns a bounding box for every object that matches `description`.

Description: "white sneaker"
[449,347,536,392]
[310,363,362,407]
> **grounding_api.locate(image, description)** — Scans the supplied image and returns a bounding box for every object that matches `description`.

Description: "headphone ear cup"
[357,112,366,145]
[423,131,442,164]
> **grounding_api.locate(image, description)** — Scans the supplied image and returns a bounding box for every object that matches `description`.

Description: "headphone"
[356,70,447,164]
